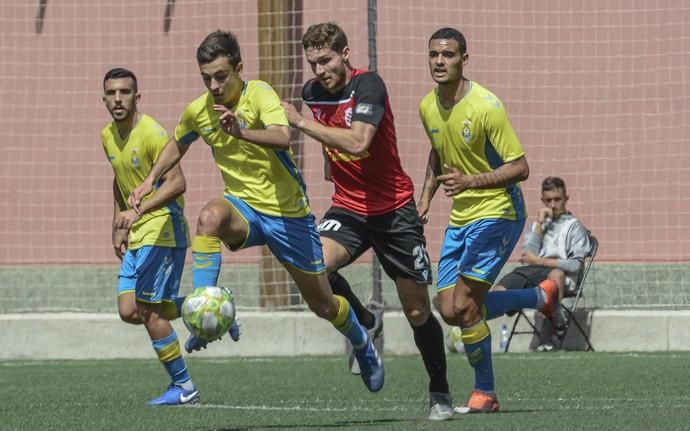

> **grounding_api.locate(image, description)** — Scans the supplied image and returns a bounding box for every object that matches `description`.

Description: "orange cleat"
[538,280,558,322]
[454,390,499,414]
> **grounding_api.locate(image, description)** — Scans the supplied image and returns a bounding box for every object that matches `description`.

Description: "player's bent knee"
[439,311,458,326]
[196,206,225,236]
[403,306,430,327]
[136,302,165,324]
[452,302,482,327]
[118,308,140,324]
[435,297,458,325]
[306,299,337,321]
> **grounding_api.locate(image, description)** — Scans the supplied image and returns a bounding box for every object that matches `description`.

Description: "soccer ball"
[182,286,236,341]
[445,326,465,353]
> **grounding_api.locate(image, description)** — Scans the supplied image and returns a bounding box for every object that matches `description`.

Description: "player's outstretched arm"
[136,163,186,215]
[128,139,188,213]
[239,124,289,150]
[213,104,290,150]
[418,148,442,224]
[282,101,376,156]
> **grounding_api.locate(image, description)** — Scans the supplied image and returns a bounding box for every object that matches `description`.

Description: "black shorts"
[317,201,432,284]
[497,265,553,290]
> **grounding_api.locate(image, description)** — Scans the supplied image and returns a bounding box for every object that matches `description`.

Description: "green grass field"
[2,352,689,430]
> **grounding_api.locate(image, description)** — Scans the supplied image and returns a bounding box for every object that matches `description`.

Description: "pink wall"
[1,0,688,264]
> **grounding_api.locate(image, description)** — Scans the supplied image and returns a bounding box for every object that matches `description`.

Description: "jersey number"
[412,245,430,270]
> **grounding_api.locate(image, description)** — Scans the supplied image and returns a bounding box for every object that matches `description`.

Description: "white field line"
[190,398,690,413]
[189,403,411,412]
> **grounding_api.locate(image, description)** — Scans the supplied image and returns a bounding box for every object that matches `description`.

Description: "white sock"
[178,379,195,391]
[535,287,546,310]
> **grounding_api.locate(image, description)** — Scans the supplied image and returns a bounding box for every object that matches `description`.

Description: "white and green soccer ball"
[445,326,465,354]
[182,286,236,342]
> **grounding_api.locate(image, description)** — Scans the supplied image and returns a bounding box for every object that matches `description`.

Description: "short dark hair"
[197,30,242,67]
[302,22,348,53]
[429,27,467,55]
[541,176,567,194]
[103,67,137,92]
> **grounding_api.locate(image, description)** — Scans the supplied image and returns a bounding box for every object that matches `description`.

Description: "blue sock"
[483,288,540,320]
[152,331,191,386]
[331,295,367,349]
[175,297,185,315]
[462,320,495,393]
[192,236,222,289]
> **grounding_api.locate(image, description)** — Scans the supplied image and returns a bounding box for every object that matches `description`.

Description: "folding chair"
[504,234,598,352]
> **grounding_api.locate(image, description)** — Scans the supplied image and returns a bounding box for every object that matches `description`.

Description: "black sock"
[328,271,375,329]
[412,314,449,394]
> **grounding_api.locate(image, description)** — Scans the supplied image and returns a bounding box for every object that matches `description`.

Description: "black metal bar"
[163,0,175,33]
[366,0,383,307]
[35,0,47,34]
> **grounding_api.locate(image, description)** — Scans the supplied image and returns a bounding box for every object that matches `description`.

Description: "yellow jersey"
[101,114,189,249]
[174,80,310,218]
[419,81,527,226]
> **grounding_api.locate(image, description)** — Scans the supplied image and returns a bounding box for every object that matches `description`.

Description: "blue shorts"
[118,246,186,303]
[437,218,525,291]
[224,194,325,274]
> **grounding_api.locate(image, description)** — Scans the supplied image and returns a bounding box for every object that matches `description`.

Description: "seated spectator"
[491,176,592,338]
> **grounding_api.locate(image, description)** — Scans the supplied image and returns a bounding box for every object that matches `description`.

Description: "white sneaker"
[428,392,454,421]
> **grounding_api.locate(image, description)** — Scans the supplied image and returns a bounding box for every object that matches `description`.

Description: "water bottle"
[499,324,509,352]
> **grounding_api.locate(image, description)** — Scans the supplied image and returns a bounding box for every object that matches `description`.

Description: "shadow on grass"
[208,418,410,430]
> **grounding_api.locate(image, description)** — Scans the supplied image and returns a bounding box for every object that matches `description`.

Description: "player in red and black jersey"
[282,22,453,421]
[300,65,412,215]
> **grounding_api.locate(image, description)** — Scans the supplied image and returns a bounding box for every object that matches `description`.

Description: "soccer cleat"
[428,392,454,421]
[228,316,242,342]
[348,305,383,375]
[353,338,385,392]
[538,279,565,334]
[454,390,499,414]
[184,334,209,353]
[147,383,200,406]
[185,317,241,353]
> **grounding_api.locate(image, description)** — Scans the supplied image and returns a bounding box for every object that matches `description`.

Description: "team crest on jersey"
[131,148,140,168]
[355,103,373,115]
[462,119,472,144]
